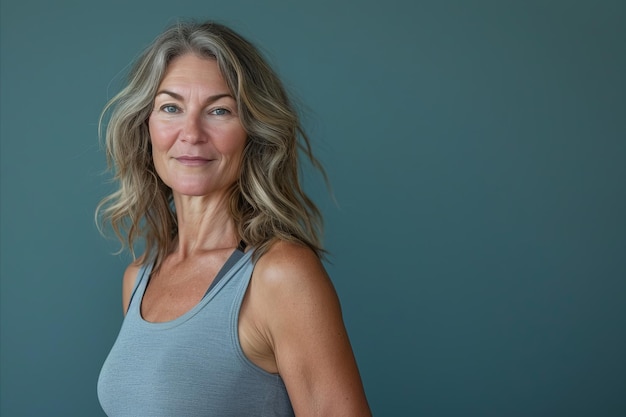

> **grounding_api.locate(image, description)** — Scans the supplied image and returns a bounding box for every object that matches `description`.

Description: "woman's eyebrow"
[155,90,234,104]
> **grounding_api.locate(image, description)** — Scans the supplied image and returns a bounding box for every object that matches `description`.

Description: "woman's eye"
[211,108,230,116]
[161,105,179,113]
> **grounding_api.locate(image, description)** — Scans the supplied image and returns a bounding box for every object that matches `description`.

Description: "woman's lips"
[175,156,212,166]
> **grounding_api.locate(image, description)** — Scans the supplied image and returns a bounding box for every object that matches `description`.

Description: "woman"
[96,21,371,416]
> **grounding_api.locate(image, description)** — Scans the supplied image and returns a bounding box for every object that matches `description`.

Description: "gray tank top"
[97,249,295,416]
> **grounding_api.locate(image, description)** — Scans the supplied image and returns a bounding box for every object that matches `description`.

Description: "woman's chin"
[171,184,229,199]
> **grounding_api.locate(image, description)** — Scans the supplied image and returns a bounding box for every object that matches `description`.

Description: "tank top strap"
[204,241,247,297]
[127,261,153,310]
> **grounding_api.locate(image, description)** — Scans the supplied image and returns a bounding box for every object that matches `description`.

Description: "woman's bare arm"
[252,241,372,416]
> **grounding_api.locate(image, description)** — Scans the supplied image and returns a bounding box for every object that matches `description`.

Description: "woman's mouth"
[175,156,212,166]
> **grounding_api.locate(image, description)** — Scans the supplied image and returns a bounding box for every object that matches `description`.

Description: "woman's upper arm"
[122,261,142,315]
[254,242,372,417]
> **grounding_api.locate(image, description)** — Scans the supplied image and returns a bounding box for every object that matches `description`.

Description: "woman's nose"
[180,114,206,143]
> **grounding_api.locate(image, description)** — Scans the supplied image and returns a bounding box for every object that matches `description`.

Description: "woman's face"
[148,53,247,198]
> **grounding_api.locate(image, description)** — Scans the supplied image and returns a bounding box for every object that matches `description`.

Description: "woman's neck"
[172,193,239,257]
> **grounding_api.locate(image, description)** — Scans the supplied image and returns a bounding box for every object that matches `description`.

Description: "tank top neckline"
[132,248,254,330]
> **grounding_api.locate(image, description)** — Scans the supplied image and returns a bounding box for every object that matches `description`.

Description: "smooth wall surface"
[1,1,624,416]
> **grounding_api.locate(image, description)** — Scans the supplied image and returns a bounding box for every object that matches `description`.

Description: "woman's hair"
[96,20,325,270]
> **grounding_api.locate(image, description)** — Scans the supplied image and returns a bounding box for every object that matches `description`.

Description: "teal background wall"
[1,1,624,416]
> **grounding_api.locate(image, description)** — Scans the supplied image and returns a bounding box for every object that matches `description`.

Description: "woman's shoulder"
[123,255,148,285]
[254,240,326,282]
[252,239,336,306]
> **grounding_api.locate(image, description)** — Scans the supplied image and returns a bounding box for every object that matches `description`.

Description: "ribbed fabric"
[97,250,294,417]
